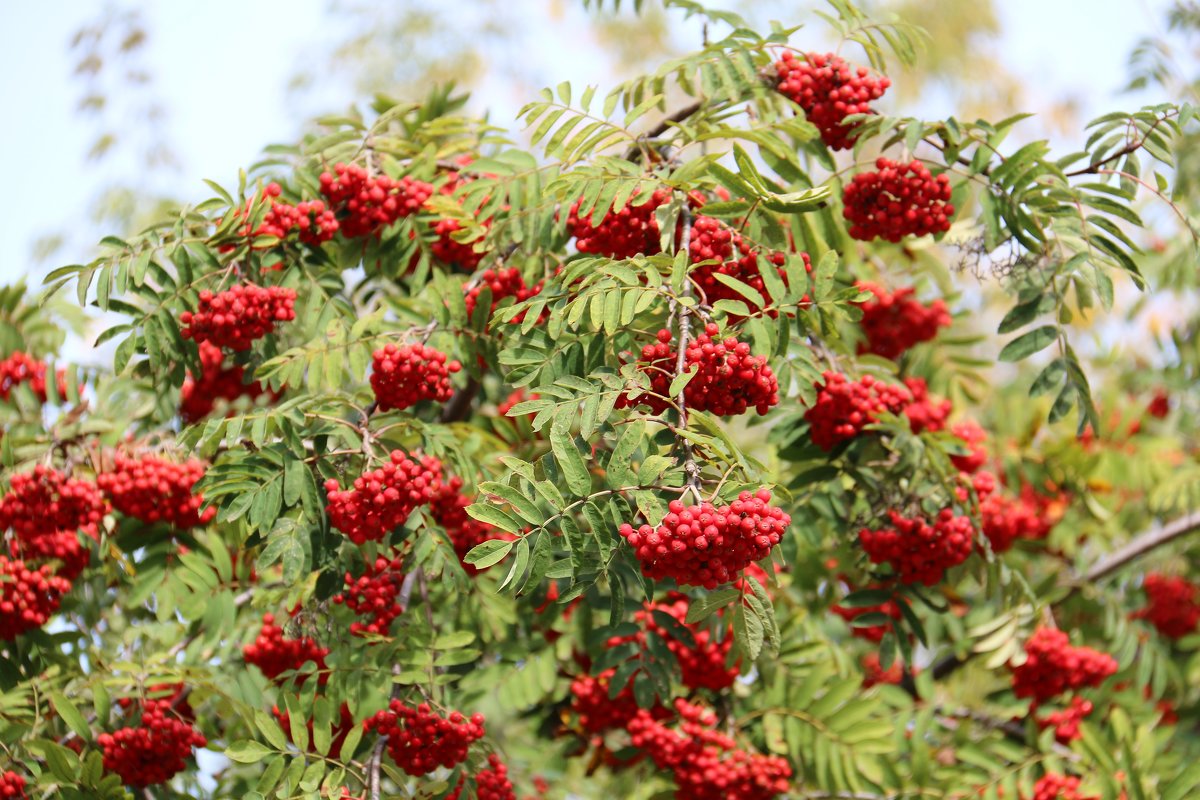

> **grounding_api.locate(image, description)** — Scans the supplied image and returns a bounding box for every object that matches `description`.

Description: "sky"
[0,0,1176,290]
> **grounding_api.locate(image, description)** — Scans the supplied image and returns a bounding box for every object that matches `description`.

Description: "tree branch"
[623,101,704,161]
[440,377,481,423]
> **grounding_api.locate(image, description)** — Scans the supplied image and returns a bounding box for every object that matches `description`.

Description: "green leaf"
[550,427,591,496]
[226,740,276,763]
[464,538,515,569]
[479,481,543,527]
[685,587,741,623]
[998,325,1057,362]
[50,692,91,739]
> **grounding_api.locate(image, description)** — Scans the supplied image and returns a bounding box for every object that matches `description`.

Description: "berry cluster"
[98,698,207,787]
[1010,628,1118,707]
[0,556,73,640]
[0,465,105,542]
[179,284,297,351]
[180,341,275,423]
[626,699,792,800]
[979,481,1060,553]
[861,652,904,688]
[774,52,890,150]
[370,342,461,411]
[115,683,194,723]
[0,351,66,403]
[950,420,989,472]
[854,282,951,359]
[831,589,901,643]
[858,508,974,586]
[619,490,790,589]
[429,476,513,574]
[333,555,406,636]
[902,377,952,434]
[98,453,215,529]
[619,325,779,417]
[636,594,738,691]
[689,216,802,316]
[242,613,329,684]
[843,159,954,242]
[319,163,433,238]
[569,670,652,733]
[804,371,912,451]
[447,754,517,800]
[1147,390,1170,419]
[1134,573,1200,639]
[324,451,445,544]
[242,183,339,245]
[1037,696,1094,744]
[567,189,671,259]
[364,701,485,776]
[0,772,26,800]
[428,217,488,271]
[1031,773,1097,800]
[463,267,545,322]
[497,388,539,418]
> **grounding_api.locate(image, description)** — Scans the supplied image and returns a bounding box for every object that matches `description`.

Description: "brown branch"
[367,736,385,800]
[1064,110,1178,177]
[623,101,704,161]
[440,377,481,423]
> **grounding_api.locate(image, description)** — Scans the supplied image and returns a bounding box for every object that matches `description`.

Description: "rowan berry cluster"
[318,163,433,238]
[854,282,951,359]
[0,556,73,639]
[0,771,26,799]
[619,325,779,417]
[243,613,329,684]
[636,594,738,691]
[1037,696,1094,744]
[98,698,207,787]
[248,183,340,245]
[949,420,989,472]
[324,450,445,544]
[567,189,671,259]
[619,490,790,589]
[831,590,902,642]
[902,377,952,434]
[463,267,545,321]
[180,341,275,423]
[804,371,912,451]
[448,753,517,800]
[0,351,66,403]
[429,476,513,574]
[689,216,801,315]
[370,342,461,411]
[1147,390,1170,419]
[861,652,904,688]
[1133,573,1200,639]
[497,388,539,417]
[1010,627,1118,707]
[98,453,215,529]
[843,158,954,242]
[859,508,974,586]
[179,284,297,351]
[1031,773,1097,800]
[626,699,792,800]
[774,51,890,150]
[569,670,650,733]
[364,701,486,776]
[334,555,406,636]
[0,465,105,542]
[979,482,1060,553]
[428,217,488,271]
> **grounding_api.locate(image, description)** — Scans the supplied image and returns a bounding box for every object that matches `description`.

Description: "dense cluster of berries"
[1010,628,1118,707]
[0,465,105,581]
[319,163,433,238]
[832,590,901,642]
[569,670,650,733]
[370,342,461,411]
[854,282,951,359]
[567,189,671,259]
[243,183,339,245]
[0,556,73,639]
[463,267,545,321]
[98,453,215,529]
[0,351,65,403]
[1031,773,1097,800]
[0,771,26,799]
[428,217,488,271]
[1133,573,1200,639]
[774,52,890,150]
[1037,696,1094,744]
[1147,390,1170,419]
[243,613,329,684]
[620,490,790,589]
[98,698,207,787]
[804,371,911,451]
[902,377,952,434]
[843,159,954,242]
[448,754,517,800]
[689,216,802,315]
[115,684,194,723]
[179,284,297,351]
[324,451,445,544]
[861,652,905,688]
[181,341,275,423]
[334,555,406,636]
[950,420,989,472]
[859,508,974,586]
[619,326,779,417]
[636,594,738,690]
[626,699,792,800]
[364,701,485,776]
[429,476,513,573]
[979,481,1060,553]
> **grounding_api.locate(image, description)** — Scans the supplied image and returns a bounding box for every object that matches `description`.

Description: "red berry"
[854,282,951,359]
[1133,573,1200,639]
[774,51,890,150]
[181,341,278,423]
[364,700,485,776]
[859,508,974,586]
[243,612,329,684]
[98,698,206,787]
[179,283,297,351]
[843,158,954,242]
[804,371,912,451]
[0,555,72,640]
[370,342,461,411]
[97,453,215,529]
[324,451,445,545]
[1010,627,1117,707]
[333,555,407,636]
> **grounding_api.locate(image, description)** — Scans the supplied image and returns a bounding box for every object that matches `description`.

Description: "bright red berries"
[448,753,516,800]
[619,325,779,417]
[902,377,952,434]
[1010,628,1118,707]
[180,283,297,351]
[620,489,790,589]
[843,158,954,242]
[181,341,276,423]
[0,465,103,579]
[1134,573,1200,639]
[319,163,433,238]
[0,351,66,403]
[638,594,738,690]
[324,451,445,545]
[569,670,652,733]
[689,216,803,315]
[1037,696,1094,744]
[0,771,26,799]
[370,342,461,411]
[1031,773,1097,800]
[98,698,207,787]
[364,701,485,776]
[463,267,545,321]
[333,555,406,636]
[243,613,329,684]
[0,556,72,640]
[978,480,1061,553]
[98,453,215,529]
[774,51,890,150]
[429,476,513,574]
[804,371,912,451]
[859,508,974,586]
[626,699,792,800]
[567,188,671,259]
[861,652,905,688]
[949,420,989,472]
[854,282,951,359]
